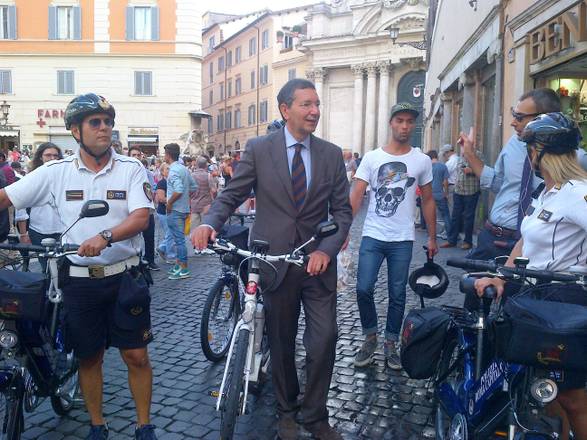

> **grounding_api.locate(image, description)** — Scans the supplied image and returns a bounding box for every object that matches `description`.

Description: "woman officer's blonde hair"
[533,144,587,185]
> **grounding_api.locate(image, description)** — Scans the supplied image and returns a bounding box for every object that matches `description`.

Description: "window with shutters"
[259,101,268,123]
[249,37,256,56]
[288,68,296,80]
[209,90,213,105]
[0,71,11,94]
[217,111,224,131]
[235,46,241,63]
[48,5,80,40]
[234,109,241,129]
[284,35,294,49]
[57,70,74,95]
[250,70,256,90]
[125,6,159,41]
[208,36,215,54]
[219,83,224,101]
[218,56,225,72]
[0,6,16,40]
[225,110,232,130]
[261,29,269,49]
[207,117,213,134]
[248,105,256,125]
[260,65,268,85]
[209,62,213,84]
[227,51,232,68]
[134,71,152,96]
[235,77,241,96]
[227,80,232,98]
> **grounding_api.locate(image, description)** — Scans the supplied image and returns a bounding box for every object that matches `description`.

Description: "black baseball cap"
[390,103,420,120]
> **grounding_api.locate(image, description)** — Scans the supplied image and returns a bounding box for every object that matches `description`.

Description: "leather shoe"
[275,416,299,440]
[440,243,456,248]
[461,243,472,250]
[305,421,343,440]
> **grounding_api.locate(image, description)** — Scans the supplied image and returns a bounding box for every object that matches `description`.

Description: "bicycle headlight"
[530,378,558,404]
[0,330,18,349]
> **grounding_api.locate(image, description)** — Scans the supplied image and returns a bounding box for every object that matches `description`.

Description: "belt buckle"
[494,226,504,238]
[88,265,105,279]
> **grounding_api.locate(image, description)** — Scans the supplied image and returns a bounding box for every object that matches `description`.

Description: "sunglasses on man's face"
[511,107,539,122]
[87,117,114,129]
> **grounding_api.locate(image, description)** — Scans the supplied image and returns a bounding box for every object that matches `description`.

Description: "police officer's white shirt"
[521,179,587,271]
[5,148,153,266]
[15,204,64,235]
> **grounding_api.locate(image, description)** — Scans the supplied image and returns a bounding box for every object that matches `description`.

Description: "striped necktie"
[291,144,307,210]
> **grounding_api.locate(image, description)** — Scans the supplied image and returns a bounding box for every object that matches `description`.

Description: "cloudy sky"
[204,0,319,15]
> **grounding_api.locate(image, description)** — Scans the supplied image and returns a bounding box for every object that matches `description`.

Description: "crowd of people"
[0,79,585,440]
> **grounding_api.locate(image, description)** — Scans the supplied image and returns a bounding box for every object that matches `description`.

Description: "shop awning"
[189,110,211,118]
[128,136,158,143]
[0,129,19,137]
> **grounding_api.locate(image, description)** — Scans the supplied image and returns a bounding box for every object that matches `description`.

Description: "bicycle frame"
[216,256,263,415]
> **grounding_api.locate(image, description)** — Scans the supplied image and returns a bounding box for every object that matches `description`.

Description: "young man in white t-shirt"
[349,103,438,369]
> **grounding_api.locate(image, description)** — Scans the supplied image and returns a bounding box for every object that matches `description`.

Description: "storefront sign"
[529,1,587,65]
[36,109,66,128]
[128,127,158,136]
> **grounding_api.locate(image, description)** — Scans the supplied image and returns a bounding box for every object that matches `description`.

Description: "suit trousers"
[263,264,338,425]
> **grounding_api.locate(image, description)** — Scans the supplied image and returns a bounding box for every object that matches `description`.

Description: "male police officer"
[0,94,157,440]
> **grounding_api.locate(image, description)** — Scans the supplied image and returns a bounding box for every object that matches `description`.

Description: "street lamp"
[387,26,427,51]
[0,101,10,126]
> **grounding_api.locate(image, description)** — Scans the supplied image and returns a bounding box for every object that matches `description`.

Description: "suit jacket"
[203,128,353,291]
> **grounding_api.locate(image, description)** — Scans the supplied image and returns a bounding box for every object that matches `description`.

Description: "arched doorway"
[397,70,426,148]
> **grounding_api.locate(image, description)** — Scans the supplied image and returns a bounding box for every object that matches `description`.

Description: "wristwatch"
[99,229,113,246]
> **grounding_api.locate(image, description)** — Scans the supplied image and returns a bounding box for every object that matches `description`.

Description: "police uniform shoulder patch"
[143,182,153,202]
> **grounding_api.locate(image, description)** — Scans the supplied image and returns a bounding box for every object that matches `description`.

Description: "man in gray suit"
[193,78,352,440]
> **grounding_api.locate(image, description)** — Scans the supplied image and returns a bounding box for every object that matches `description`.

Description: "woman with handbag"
[472,112,587,440]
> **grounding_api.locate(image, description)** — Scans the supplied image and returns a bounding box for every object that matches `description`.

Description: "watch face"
[101,230,112,241]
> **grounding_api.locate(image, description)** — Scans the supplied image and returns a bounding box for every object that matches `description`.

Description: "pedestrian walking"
[427,149,452,240]
[190,156,216,255]
[164,143,197,280]
[192,78,352,440]
[350,102,437,370]
[155,163,176,263]
[0,93,157,440]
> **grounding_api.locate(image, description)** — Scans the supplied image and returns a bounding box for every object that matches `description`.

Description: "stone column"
[351,65,365,155]
[460,72,476,134]
[364,63,378,152]
[307,68,326,138]
[377,61,391,147]
[440,93,453,146]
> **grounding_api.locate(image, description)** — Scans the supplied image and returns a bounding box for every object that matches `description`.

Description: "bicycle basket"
[400,306,452,379]
[0,270,47,322]
[493,286,587,371]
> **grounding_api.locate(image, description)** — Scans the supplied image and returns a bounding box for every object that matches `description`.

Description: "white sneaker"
[193,248,201,256]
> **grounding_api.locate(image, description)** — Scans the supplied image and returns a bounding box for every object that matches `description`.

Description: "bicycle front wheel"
[434,337,464,440]
[220,328,249,440]
[1,373,24,440]
[51,354,80,416]
[201,277,239,362]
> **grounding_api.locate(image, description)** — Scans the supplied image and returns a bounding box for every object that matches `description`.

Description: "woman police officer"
[473,112,587,440]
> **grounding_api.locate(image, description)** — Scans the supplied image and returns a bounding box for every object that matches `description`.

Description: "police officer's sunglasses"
[510,107,539,122]
[87,117,115,128]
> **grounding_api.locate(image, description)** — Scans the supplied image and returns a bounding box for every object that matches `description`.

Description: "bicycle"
[0,199,109,438]
[209,220,339,439]
[429,257,587,440]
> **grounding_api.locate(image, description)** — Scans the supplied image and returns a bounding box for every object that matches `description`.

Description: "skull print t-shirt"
[355,147,432,242]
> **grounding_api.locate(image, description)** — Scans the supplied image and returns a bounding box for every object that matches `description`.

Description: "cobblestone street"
[22,207,473,440]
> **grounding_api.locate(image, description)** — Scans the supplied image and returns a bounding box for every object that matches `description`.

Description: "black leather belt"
[484,221,518,239]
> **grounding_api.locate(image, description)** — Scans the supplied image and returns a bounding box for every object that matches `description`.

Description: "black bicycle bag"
[493,295,587,371]
[400,307,452,379]
[0,270,47,322]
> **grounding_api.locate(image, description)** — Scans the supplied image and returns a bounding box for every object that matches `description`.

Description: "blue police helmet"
[520,112,581,155]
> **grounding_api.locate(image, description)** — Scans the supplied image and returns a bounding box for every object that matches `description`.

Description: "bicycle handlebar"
[0,242,80,255]
[459,275,497,300]
[209,238,306,266]
[447,258,582,284]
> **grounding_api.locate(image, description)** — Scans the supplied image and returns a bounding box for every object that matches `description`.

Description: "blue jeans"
[166,210,187,264]
[448,192,479,246]
[356,237,413,341]
[156,213,176,260]
[435,196,452,237]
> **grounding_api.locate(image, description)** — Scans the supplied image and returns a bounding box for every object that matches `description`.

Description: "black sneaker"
[86,424,109,440]
[148,262,160,271]
[135,424,158,440]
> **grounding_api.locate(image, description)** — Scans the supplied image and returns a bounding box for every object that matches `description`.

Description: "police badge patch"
[143,182,153,202]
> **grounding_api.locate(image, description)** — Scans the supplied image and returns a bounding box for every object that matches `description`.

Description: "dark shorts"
[62,272,153,359]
